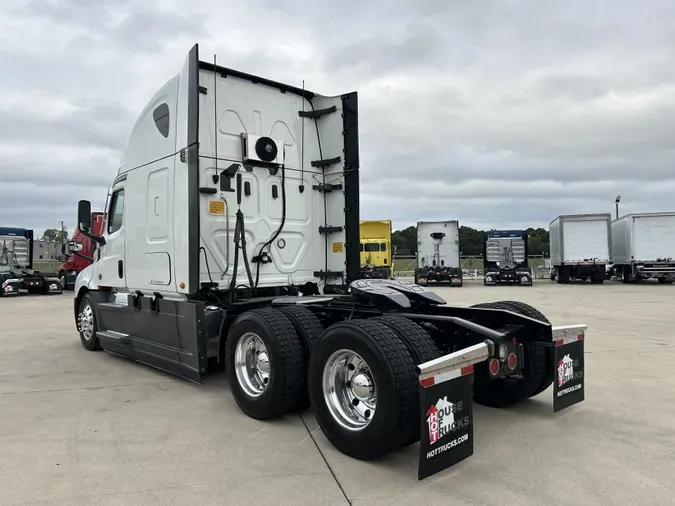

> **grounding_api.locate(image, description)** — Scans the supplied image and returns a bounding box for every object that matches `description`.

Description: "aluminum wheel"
[322,349,377,431]
[78,302,94,340]
[234,332,271,398]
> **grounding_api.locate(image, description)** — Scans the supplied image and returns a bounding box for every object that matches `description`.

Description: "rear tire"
[373,316,442,445]
[78,293,102,351]
[225,308,305,420]
[308,319,417,460]
[276,305,324,410]
[469,301,552,406]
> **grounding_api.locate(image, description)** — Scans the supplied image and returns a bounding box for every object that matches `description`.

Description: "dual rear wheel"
[225,307,443,460]
[226,301,553,460]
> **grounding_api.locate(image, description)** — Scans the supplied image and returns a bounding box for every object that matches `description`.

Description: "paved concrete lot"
[1,281,674,505]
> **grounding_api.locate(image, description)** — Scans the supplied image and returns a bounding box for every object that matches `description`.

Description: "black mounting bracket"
[313,270,343,279]
[219,163,240,192]
[312,182,343,193]
[298,105,337,119]
[252,252,273,264]
[319,226,343,235]
[311,156,341,168]
[150,292,163,315]
[131,290,144,311]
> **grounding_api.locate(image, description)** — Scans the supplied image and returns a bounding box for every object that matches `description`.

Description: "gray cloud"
[1,0,675,239]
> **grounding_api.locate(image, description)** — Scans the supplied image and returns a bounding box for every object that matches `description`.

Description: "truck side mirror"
[78,200,92,232]
[68,241,83,252]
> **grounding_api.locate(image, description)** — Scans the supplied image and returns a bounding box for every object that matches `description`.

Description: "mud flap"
[416,342,489,481]
[552,325,586,413]
[418,366,474,480]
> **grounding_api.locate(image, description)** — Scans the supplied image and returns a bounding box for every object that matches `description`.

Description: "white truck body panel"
[549,214,611,266]
[88,45,354,296]
[611,212,675,264]
[416,221,460,269]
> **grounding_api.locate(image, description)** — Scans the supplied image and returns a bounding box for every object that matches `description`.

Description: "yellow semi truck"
[360,220,392,279]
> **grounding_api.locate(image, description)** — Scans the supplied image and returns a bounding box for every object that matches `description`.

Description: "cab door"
[96,183,127,288]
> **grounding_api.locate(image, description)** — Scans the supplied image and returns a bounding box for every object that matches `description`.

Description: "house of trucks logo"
[426,396,469,444]
[557,354,583,387]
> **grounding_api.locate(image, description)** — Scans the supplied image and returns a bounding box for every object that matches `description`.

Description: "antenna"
[213,54,218,174]
[299,79,305,193]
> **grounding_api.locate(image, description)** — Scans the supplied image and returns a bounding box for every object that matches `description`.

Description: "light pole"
[615,195,621,219]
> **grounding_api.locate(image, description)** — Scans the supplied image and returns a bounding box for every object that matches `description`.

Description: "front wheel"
[78,294,102,351]
[308,320,417,460]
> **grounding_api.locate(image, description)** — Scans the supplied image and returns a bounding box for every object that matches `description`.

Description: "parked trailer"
[611,212,675,283]
[0,227,63,297]
[483,230,532,286]
[71,44,587,480]
[549,214,611,284]
[414,220,462,287]
[359,220,392,279]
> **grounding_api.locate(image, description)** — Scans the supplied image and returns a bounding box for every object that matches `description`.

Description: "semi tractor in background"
[610,212,675,283]
[57,212,105,290]
[483,229,532,286]
[0,227,63,297]
[549,214,611,284]
[414,220,462,286]
[359,219,392,279]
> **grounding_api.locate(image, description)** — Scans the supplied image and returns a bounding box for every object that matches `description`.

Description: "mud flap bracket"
[416,342,489,481]
[551,324,587,413]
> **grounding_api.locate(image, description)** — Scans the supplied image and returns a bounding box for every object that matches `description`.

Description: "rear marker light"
[488,358,500,376]
[507,353,517,370]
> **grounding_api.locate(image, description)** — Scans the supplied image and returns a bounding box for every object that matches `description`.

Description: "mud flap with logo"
[416,342,489,481]
[552,324,587,413]
[418,365,474,480]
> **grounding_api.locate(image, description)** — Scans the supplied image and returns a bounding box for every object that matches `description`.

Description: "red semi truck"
[58,212,104,290]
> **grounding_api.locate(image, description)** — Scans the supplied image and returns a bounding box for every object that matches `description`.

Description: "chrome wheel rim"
[322,349,377,431]
[234,332,270,398]
[78,303,94,340]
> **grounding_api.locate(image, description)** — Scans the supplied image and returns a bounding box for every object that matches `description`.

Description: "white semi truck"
[71,43,588,480]
[549,214,611,284]
[414,220,462,287]
[611,212,675,283]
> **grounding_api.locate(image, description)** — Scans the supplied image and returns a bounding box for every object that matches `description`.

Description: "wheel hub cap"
[351,373,373,400]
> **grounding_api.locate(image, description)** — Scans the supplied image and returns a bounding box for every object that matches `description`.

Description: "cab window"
[364,243,379,252]
[360,243,364,252]
[380,243,387,252]
[108,189,125,234]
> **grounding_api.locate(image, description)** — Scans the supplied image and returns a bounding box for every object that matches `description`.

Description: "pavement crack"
[298,412,352,506]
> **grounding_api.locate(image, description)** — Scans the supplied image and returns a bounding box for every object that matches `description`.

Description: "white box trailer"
[414,220,462,287]
[549,214,611,284]
[611,212,675,283]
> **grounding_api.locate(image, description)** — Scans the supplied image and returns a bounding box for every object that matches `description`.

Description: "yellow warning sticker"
[332,242,344,253]
[209,200,225,215]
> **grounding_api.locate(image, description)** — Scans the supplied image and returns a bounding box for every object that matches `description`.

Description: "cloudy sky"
[1,0,674,237]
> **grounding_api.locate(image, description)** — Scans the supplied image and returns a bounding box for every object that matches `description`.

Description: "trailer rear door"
[633,215,675,261]
[562,219,610,262]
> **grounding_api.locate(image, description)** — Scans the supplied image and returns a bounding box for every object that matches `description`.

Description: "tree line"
[392,225,550,257]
